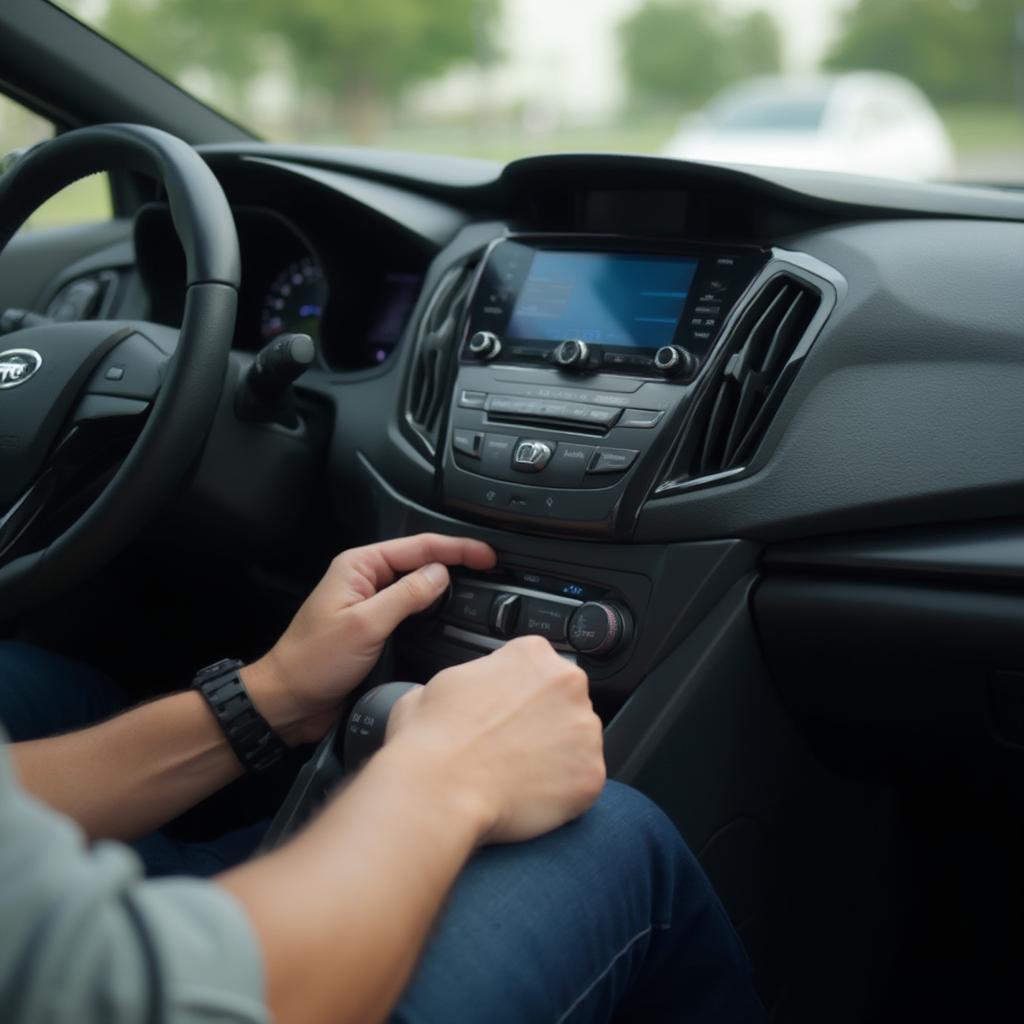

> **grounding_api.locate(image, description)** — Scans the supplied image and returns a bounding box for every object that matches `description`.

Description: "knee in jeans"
[595,782,720,914]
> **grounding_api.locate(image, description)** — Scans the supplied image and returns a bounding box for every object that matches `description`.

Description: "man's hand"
[385,635,606,845]
[243,533,496,745]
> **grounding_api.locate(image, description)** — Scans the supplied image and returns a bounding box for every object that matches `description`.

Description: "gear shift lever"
[342,682,422,771]
[259,681,422,851]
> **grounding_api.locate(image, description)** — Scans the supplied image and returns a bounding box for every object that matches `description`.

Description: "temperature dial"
[567,601,630,657]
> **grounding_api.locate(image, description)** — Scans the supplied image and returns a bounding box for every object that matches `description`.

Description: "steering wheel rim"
[0,123,239,617]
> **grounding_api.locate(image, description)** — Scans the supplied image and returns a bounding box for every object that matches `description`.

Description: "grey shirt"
[0,728,269,1023]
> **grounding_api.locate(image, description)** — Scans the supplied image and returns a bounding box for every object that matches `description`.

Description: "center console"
[441,235,768,537]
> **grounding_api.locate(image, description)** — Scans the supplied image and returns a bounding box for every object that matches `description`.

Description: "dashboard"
[129,179,430,372]
[6,148,1024,709]
[5,135,1024,1021]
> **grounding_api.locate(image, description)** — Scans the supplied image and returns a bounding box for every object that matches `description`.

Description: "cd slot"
[485,395,622,431]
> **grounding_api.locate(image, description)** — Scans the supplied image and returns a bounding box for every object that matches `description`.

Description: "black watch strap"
[192,658,287,774]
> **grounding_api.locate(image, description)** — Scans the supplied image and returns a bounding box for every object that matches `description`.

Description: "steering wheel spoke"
[81,326,175,405]
[0,471,56,566]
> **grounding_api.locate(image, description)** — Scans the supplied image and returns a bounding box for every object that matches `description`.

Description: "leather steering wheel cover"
[0,123,239,287]
[0,125,239,616]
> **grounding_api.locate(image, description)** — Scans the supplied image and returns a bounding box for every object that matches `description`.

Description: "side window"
[0,92,113,230]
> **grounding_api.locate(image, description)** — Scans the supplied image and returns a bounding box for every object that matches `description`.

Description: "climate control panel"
[439,573,632,659]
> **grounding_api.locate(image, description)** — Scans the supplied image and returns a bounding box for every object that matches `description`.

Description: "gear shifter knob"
[343,682,422,772]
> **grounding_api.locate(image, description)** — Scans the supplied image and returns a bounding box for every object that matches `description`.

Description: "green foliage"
[825,0,1022,104]
[70,0,496,124]
[101,0,263,97]
[249,0,495,97]
[726,10,783,83]
[619,1,782,105]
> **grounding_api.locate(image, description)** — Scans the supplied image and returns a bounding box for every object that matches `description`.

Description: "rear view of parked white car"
[663,72,954,181]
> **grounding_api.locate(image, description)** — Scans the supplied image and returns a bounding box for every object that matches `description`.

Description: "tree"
[619,0,782,107]
[825,0,1022,105]
[73,0,497,138]
[726,10,784,83]
[100,0,265,111]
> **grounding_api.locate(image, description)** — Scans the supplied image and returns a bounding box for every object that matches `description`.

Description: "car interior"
[2,2,1024,1022]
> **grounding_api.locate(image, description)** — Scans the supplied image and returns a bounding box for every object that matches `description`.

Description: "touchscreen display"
[505,251,698,349]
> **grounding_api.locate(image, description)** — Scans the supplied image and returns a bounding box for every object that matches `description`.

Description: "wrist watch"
[192,658,287,773]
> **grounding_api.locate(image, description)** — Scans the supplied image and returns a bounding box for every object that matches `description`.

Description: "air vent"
[662,272,823,492]
[405,262,476,454]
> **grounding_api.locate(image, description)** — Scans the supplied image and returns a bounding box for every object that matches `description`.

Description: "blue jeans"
[0,641,765,1023]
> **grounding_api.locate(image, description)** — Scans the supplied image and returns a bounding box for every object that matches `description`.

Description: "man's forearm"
[11,690,245,841]
[219,737,491,1024]
[10,664,317,842]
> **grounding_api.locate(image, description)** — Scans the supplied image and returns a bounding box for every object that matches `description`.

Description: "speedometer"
[260,257,328,343]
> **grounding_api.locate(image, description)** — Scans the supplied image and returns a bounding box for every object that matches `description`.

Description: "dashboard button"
[507,345,547,361]
[459,389,487,409]
[602,352,632,369]
[512,439,553,472]
[481,433,518,477]
[519,597,570,641]
[539,400,572,419]
[452,429,483,457]
[619,408,664,429]
[588,447,639,474]
[582,405,621,427]
[448,584,494,629]
[488,395,541,417]
[604,352,653,370]
[545,442,597,486]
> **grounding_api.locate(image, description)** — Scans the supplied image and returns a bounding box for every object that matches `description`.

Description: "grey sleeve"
[0,734,270,1024]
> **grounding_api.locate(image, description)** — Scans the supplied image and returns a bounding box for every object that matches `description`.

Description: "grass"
[368,110,684,164]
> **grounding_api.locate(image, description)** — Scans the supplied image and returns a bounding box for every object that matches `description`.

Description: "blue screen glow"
[505,251,697,349]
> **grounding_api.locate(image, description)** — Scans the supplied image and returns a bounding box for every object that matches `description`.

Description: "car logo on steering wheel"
[0,349,42,388]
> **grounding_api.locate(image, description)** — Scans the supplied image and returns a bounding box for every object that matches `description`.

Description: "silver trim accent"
[451,577,582,607]
[653,345,680,371]
[468,330,501,357]
[554,338,588,366]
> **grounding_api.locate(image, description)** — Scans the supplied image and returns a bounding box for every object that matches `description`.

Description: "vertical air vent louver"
[662,273,823,492]
[405,263,476,454]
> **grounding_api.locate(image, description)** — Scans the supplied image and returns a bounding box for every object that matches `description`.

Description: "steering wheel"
[0,124,239,617]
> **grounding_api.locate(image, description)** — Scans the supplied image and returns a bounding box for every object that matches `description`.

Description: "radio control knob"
[567,601,630,657]
[490,592,521,638]
[553,338,589,369]
[654,345,697,378]
[468,330,502,359]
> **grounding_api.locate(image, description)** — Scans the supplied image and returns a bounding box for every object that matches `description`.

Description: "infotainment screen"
[465,238,767,372]
[505,251,698,349]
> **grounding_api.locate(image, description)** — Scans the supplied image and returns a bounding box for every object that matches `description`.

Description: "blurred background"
[3,0,1024,225]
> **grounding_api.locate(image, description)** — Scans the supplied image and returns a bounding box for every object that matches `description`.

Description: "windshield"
[710,93,828,132]
[56,0,1024,185]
